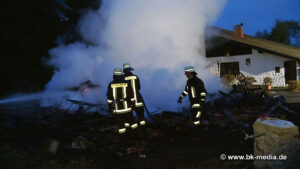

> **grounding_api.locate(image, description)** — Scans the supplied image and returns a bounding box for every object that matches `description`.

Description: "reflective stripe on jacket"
[107,76,134,114]
[124,72,144,107]
[180,76,206,107]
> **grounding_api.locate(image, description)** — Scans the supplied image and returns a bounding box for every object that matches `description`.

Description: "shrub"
[236,74,257,85]
[263,77,273,85]
[288,80,300,90]
[221,74,236,84]
[236,74,244,83]
[244,76,257,85]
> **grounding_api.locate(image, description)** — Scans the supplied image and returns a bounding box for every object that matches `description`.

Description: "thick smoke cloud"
[46,0,226,110]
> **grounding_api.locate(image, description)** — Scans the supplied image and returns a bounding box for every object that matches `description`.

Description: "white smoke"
[46,0,226,110]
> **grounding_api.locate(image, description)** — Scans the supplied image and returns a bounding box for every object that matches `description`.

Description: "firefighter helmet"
[123,62,134,71]
[113,67,124,75]
[184,66,196,72]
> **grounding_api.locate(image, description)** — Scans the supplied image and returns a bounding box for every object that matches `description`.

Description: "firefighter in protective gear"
[107,67,135,134]
[123,63,147,131]
[177,66,207,126]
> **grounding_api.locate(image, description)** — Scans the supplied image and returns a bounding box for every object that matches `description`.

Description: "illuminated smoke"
[46,0,226,110]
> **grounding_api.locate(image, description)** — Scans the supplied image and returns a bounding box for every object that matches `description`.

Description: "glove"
[177,97,182,104]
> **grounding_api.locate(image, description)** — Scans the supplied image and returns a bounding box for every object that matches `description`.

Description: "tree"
[256,20,300,47]
[58,0,102,42]
[0,0,67,97]
[0,0,102,98]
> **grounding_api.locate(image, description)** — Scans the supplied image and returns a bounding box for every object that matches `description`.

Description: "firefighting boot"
[129,125,139,140]
[114,128,127,135]
[137,120,147,138]
[111,127,126,144]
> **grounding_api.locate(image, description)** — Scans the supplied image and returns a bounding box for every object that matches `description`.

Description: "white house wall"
[206,49,299,87]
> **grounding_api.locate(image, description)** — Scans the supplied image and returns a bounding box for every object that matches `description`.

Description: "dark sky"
[215,0,300,36]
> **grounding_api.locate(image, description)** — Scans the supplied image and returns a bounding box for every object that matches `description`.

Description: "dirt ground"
[0,126,253,169]
[1,94,299,169]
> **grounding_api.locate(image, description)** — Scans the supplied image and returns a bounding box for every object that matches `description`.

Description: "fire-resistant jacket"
[124,72,144,108]
[180,76,207,109]
[107,76,135,114]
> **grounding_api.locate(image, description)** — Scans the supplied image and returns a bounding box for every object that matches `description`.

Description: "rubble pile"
[0,91,299,169]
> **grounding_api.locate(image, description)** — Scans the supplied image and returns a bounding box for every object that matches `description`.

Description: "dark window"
[275,67,280,73]
[246,58,250,65]
[220,62,240,76]
[284,61,297,82]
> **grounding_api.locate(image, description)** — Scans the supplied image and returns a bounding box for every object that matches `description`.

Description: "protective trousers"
[191,104,204,126]
[133,106,147,138]
[135,106,146,127]
[115,112,135,134]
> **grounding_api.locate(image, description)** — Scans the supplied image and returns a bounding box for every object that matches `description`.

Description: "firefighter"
[123,63,147,133]
[177,66,207,126]
[107,67,136,134]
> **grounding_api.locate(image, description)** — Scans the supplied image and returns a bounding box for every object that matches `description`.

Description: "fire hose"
[139,93,155,121]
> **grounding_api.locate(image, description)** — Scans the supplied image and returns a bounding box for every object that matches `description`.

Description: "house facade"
[205,26,300,87]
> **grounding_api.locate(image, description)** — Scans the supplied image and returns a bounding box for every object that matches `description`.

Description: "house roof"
[207,27,300,60]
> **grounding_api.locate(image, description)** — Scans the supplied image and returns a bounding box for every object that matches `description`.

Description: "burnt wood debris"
[0,72,299,169]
